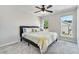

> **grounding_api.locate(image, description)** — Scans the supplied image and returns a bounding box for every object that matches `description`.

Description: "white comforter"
[22,31,58,53]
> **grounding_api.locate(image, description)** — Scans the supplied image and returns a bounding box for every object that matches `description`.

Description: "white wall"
[48,8,77,43]
[0,6,40,46]
[77,6,79,46]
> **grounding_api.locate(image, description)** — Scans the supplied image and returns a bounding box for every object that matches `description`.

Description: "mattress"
[22,31,58,53]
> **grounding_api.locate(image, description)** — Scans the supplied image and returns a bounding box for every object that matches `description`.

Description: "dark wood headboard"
[19,26,39,41]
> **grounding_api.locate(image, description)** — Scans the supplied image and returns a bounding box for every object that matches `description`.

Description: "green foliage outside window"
[44,18,48,29]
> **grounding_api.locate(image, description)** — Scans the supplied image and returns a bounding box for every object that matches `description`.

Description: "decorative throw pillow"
[35,29,38,32]
[32,28,40,32]
[32,28,35,32]
[23,28,32,33]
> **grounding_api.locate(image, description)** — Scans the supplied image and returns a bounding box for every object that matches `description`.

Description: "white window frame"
[60,14,73,38]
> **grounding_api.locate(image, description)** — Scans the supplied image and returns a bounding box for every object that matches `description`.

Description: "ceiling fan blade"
[45,10,53,13]
[47,5,52,9]
[34,10,41,13]
[35,6,41,9]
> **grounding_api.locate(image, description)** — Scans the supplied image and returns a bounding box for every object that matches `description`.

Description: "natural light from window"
[61,15,73,37]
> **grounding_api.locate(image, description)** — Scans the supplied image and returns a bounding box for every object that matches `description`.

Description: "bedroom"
[0,5,79,54]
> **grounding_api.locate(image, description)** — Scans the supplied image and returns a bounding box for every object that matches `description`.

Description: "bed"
[20,26,58,53]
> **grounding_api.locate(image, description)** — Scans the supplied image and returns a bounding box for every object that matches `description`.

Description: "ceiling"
[16,5,77,16]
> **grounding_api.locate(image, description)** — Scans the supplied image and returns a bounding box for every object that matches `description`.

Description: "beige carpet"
[0,40,79,54]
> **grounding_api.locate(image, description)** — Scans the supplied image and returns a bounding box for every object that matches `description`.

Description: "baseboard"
[0,41,19,48]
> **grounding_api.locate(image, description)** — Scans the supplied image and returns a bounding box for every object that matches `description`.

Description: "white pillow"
[23,28,27,33]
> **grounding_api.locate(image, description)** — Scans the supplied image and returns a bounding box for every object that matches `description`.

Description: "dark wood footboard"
[22,37,39,48]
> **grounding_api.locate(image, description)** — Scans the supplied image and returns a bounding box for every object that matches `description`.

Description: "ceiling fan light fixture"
[40,11,47,14]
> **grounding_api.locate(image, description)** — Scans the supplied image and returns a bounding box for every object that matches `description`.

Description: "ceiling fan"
[34,5,53,13]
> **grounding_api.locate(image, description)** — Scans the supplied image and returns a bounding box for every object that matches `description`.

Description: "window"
[60,15,73,37]
[44,18,48,29]
[39,16,48,31]
[44,17,48,31]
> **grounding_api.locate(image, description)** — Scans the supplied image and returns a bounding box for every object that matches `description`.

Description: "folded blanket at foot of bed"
[37,35,48,54]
